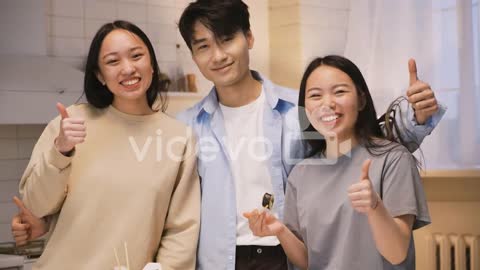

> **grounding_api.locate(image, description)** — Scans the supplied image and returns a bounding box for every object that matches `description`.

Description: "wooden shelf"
[420,169,480,179]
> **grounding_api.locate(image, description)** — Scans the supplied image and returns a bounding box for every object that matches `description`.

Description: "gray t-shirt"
[284,142,430,270]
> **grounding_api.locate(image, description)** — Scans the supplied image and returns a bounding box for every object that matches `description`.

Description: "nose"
[211,43,228,64]
[321,94,336,109]
[120,59,136,75]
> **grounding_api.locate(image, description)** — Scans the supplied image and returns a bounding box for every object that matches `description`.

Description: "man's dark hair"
[178,0,251,50]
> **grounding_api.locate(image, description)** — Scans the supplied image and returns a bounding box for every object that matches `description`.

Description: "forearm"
[277,225,308,270]
[156,135,200,270]
[387,99,446,152]
[20,143,71,217]
[367,200,412,265]
[156,185,200,270]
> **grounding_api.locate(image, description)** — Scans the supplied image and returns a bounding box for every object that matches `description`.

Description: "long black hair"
[83,20,168,111]
[298,55,420,161]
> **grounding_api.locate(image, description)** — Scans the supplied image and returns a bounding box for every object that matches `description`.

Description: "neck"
[325,135,358,159]
[216,70,262,107]
[112,98,154,115]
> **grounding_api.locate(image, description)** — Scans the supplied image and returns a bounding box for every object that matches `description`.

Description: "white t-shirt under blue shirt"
[220,89,280,246]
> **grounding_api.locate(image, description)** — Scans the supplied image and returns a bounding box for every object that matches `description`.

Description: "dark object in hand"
[262,193,274,210]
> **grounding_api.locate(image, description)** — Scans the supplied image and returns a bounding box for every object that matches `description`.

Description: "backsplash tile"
[0,125,17,138]
[0,203,17,224]
[0,180,20,203]
[0,160,27,182]
[0,139,18,160]
[0,224,14,242]
[17,138,37,160]
[17,125,45,139]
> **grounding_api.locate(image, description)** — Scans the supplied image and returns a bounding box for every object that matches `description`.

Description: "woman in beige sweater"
[11,20,200,270]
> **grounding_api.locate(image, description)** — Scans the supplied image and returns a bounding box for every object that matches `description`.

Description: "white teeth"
[122,78,140,86]
[321,115,339,122]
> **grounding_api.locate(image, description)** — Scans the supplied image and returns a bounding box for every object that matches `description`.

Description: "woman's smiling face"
[304,65,364,143]
[96,29,154,107]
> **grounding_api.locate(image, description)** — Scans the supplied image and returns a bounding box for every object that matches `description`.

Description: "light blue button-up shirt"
[176,71,446,270]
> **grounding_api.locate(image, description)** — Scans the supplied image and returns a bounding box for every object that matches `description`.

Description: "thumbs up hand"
[406,59,439,125]
[348,159,380,214]
[54,103,86,155]
[11,196,48,246]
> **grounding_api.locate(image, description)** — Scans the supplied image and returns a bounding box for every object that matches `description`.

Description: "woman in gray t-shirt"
[244,55,430,270]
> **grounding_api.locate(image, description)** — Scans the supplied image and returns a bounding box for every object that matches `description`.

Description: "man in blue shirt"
[176,1,445,270]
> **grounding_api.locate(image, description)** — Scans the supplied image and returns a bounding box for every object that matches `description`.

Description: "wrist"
[54,138,74,156]
[276,223,288,238]
[372,193,380,209]
[415,116,426,125]
[367,193,382,216]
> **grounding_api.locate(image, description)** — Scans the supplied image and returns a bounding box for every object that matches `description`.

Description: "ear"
[96,71,106,86]
[246,30,255,50]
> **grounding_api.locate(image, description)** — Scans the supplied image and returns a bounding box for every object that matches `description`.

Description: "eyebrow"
[306,87,323,92]
[306,83,350,92]
[102,46,144,59]
[191,38,207,46]
[332,83,350,88]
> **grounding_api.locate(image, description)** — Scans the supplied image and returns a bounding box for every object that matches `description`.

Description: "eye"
[132,53,143,59]
[222,36,234,42]
[195,44,209,51]
[106,59,118,65]
[309,93,322,98]
[335,90,347,95]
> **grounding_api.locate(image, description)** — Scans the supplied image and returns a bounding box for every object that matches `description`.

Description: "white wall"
[269,0,351,89]
[244,0,270,77]
[0,0,47,55]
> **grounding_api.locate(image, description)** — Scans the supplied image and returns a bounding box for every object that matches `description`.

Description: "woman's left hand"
[347,159,380,214]
[406,59,439,125]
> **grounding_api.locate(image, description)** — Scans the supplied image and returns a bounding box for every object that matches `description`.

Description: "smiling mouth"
[120,78,141,87]
[212,62,234,71]
[320,114,341,123]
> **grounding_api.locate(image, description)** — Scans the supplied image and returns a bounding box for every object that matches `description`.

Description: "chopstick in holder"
[124,241,130,270]
[113,242,130,270]
[114,247,121,269]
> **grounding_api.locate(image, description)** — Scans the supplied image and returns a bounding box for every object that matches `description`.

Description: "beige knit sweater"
[19,104,200,270]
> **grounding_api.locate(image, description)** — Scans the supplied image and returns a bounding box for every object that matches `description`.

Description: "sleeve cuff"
[408,102,448,136]
[47,145,73,170]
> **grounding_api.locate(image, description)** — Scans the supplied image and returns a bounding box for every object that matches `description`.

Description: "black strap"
[379,152,391,200]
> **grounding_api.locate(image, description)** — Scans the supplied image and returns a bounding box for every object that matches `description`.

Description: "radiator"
[426,233,480,270]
